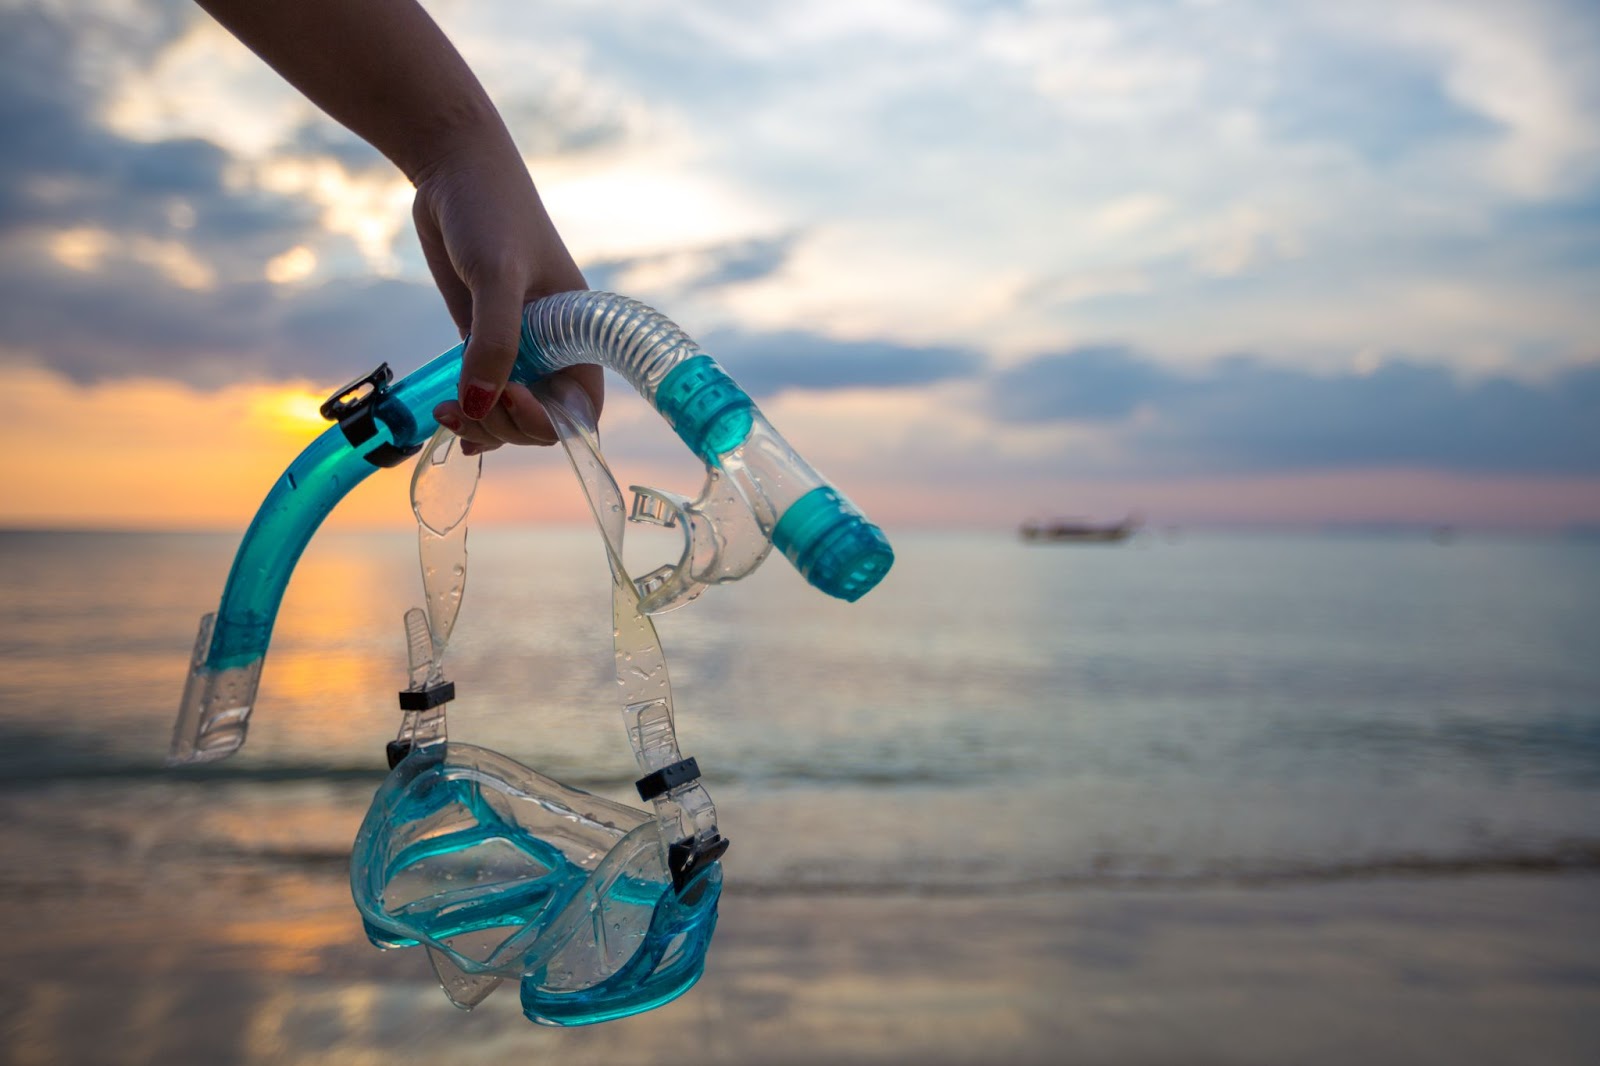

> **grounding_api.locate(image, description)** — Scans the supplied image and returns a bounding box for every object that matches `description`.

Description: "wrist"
[395,97,519,187]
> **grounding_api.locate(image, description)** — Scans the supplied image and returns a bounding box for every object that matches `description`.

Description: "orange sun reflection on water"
[241,539,423,758]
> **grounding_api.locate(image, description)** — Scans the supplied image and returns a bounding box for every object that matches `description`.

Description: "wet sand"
[1,871,1596,1065]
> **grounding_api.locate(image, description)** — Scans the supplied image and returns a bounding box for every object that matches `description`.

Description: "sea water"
[0,527,1596,904]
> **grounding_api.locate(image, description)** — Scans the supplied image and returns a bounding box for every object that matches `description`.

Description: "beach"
[2,863,1596,1065]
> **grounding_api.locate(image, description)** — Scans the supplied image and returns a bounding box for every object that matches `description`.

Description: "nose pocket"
[352,744,645,970]
[520,859,723,1027]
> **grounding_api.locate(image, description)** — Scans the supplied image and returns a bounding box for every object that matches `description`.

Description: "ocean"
[2,528,1596,889]
[0,527,1597,1062]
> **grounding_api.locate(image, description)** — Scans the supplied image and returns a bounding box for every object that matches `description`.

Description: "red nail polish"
[499,391,516,411]
[438,413,460,431]
[462,383,497,420]
[459,441,480,456]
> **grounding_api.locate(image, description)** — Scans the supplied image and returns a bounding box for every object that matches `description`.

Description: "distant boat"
[1019,515,1140,543]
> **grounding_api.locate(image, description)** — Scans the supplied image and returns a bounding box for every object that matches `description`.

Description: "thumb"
[459,278,525,420]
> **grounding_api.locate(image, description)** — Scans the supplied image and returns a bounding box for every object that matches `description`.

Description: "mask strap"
[534,377,726,883]
[390,427,481,767]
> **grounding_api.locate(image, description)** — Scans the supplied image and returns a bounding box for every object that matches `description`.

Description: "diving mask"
[352,381,727,1024]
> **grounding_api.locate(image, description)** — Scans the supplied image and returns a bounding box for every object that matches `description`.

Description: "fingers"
[433,382,555,453]
[434,401,503,454]
[494,383,557,442]
[563,364,605,423]
[459,274,524,419]
[433,367,605,452]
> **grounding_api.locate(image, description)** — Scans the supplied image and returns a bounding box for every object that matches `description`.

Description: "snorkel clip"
[321,362,424,468]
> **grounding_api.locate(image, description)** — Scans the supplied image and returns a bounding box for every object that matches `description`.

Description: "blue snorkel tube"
[169,290,894,766]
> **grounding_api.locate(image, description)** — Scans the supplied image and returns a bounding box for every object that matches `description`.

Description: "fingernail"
[499,391,516,412]
[462,380,498,420]
[459,441,481,456]
[437,413,460,432]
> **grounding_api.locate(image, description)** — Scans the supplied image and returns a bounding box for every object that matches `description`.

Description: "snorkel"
[170,290,893,765]
[168,291,893,1025]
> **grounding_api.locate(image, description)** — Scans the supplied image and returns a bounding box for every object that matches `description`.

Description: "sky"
[1,0,1597,531]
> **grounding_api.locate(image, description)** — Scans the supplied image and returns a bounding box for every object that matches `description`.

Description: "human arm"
[195,0,600,449]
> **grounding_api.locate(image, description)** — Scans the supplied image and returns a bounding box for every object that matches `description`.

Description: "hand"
[413,141,603,454]
[192,1,599,452]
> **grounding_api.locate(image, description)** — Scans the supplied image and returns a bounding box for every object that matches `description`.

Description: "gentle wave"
[725,847,1600,895]
[0,759,997,791]
[184,837,1600,893]
[0,762,394,788]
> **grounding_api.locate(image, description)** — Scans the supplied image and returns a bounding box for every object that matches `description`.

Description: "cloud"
[0,5,968,398]
[0,5,316,261]
[6,0,1600,498]
[0,3,462,384]
[1343,0,1600,198]
[518,0,1600,365]
[702,329,983,397]
[991,347,1600,476]
[496,92,635,159]
[1,251,451,385]
[1262,28,1500,164]
[283,122,389,176]
[990,345,1172,422]
[582,233,799,296]
[0,4,375,384]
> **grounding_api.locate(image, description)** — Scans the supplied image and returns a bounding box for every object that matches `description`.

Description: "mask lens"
[352,743,652,973]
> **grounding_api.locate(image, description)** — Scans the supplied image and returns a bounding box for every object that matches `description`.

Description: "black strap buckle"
[398,681,455,711]
[636,756,701,801]
[386,682,456,769]
[668,833,730,896]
